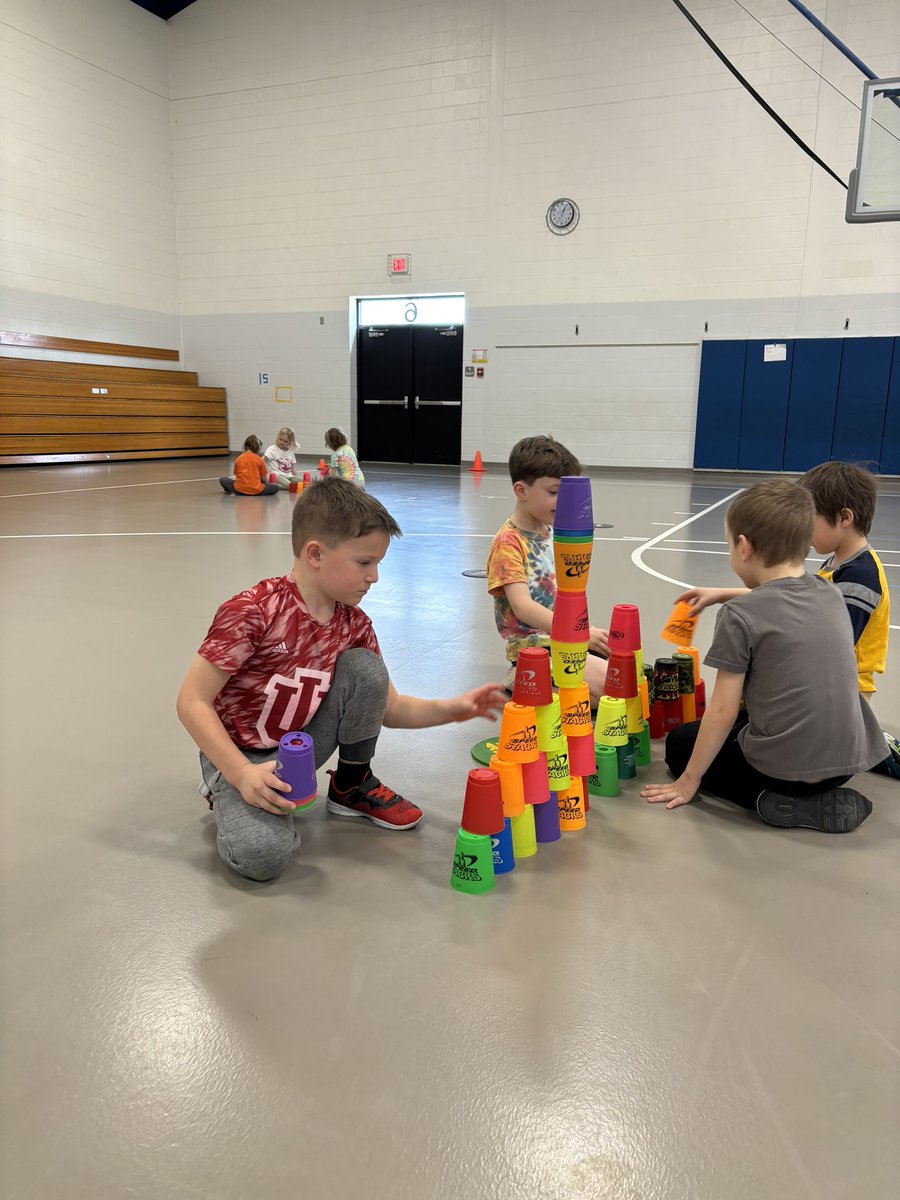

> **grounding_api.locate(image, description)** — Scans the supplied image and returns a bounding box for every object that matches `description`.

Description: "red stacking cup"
[550,591,589,644]
[460,768,505,836]
[648,701,666,739]
[661,698,683,733]
[567,733,597,778]
[521,753,551,804]
[512,646,554,706]
[607,603,642,653]
[268,472,277,483]
[603,651,639,699]
[696,678,707,718]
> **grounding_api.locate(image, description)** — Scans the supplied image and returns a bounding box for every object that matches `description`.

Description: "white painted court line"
[631,490,741,588]
[0,476,220,500]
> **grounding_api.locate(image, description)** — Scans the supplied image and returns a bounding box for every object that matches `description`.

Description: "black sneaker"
[756,788,872,833]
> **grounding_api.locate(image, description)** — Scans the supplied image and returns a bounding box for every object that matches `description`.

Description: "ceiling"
[129,0,198,19]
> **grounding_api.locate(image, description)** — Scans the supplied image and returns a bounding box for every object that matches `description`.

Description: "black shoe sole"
[756,788,873,834]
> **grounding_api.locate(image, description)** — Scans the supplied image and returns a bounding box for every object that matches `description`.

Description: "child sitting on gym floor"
[177,478,505,881]
[262,426,302,490]
[641,479,885,832]
[219,435,279,496]
[325,427,365,485]
[486,434,608,704]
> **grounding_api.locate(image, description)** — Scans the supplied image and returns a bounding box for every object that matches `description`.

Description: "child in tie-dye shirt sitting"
[486,435,609,704]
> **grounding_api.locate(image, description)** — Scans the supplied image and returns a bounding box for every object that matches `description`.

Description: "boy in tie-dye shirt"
[486,435,609,703]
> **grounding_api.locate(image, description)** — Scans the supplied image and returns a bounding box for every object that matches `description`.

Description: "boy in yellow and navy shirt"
[798,461,898,777]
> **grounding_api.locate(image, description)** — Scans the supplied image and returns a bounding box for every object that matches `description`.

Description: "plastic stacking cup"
[567,732,596,778]
[535,695,562,753]
[532,794,561,842]
[625,693,644,735]
[594,695,628,746]
[604,651,638,700]
[639,678,650,720]
[616,740,637,780]
[653,658,681,703]
[545,747,571,793]
[662,698,683,733]
[461,768,505,836]
[644,663,655,705]
[497,702,539,763]
[677,646,701,688]
[673,652,697,722]
[608,603,642,653]
[661,600,698,647]
[491,818,516,875]
[550,639,588,688]
[593,743,620,796]
[634,720,651,767]
[634,644,644,679]
[510,806,537,858]
[558,683,592,738]
[451,829,495,895]
[512,647,553,706]
[648,701,666,739]
[553,540,593,592]
[275,732,318,810]
[553,475,594,531]
[522,753,551,804]
[696,678,707,717]
[551,591,590,644]
[557,783,587,831]
[489,754,526,818]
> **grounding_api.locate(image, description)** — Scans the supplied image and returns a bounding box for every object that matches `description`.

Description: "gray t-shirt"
[705,574,885,781]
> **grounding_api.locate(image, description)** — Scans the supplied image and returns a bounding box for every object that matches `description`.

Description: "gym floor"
[2,459,898,1200]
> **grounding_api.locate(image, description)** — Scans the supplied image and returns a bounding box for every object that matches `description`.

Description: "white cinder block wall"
[3,0,898,463]
[0,0,179,359]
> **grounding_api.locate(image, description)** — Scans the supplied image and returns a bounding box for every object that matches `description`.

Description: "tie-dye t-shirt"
[330,446,365,485]
[486,519,556,662]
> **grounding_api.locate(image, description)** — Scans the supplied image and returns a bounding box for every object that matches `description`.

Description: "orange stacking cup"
[489,753,526,818]
[608,603,642,653]
[512,646,554,706]
[550,592,589,644]
[553,538,593,593]
[639,678,650,720]
[558,683,592,738]
[676,645,701,689]
[497,702,539,763]
[557,782,587,831]
[661,600,698,647]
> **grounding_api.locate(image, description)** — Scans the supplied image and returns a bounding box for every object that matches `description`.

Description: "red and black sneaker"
[326,769,423,830]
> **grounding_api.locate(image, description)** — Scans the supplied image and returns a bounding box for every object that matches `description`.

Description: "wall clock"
[546,197,580,235]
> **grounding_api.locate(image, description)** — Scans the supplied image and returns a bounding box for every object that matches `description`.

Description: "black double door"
[357,324,463,465]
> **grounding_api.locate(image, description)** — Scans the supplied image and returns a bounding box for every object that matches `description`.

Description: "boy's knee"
[664,722,697,775]
[334,647,388,699]
[219,835,296,882]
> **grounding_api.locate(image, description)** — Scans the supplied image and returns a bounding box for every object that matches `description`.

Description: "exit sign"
[387,253,411,276]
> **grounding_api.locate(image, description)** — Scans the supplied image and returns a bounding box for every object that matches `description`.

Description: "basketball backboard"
[846,77,900,222]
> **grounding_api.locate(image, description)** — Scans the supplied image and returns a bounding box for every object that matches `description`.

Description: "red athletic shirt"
[198,574,380,749]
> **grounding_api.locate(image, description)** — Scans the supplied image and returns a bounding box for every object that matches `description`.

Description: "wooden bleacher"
[0,333,229,466]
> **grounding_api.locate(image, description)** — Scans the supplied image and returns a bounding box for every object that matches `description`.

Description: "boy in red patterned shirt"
[177,479,505,881]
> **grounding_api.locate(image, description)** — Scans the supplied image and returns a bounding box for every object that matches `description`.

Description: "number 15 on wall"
[258,373,269,384]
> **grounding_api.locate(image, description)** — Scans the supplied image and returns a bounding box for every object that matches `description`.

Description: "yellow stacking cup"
[595,695,628,746]
[545,746,571,793]
[625,693,644,735]
[558,683,592,739]
[510,806,537,858]
[550,639,588,688]
[535,696,566,757]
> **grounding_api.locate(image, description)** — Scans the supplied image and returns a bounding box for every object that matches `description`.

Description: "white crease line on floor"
[0,476,221,499]
[631,490,741,589]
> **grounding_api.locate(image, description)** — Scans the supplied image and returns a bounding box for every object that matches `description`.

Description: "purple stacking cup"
[275,731,318,810]
[553,476,593,532]
[532,794,561,843]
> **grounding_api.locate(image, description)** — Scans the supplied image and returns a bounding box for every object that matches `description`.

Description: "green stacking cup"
[616,740,636,780]
[588,743,620,796]
[450,829,496,895]
[634,720,651,767]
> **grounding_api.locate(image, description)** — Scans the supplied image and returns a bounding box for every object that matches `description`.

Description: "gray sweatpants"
[200,648,389,882]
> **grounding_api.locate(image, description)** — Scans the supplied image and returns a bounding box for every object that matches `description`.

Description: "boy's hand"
[235,761,296,815]
[446,683,508,723]
[640,775,698,809]
[677,587,724,616]
[588,625,609,656]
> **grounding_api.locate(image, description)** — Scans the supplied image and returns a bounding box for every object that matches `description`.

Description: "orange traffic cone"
[470,450,485,473]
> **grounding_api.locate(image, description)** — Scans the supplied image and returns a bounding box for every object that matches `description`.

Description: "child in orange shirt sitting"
[219,435,279,496]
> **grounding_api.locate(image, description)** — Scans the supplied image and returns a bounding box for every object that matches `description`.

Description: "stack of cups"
[676,645,702,723]
[653,658,683,734]
[275,732,318,811]
[606,604,650,773]
[592,695,627,792]
[672,651,696,722]
[452,767,505,894]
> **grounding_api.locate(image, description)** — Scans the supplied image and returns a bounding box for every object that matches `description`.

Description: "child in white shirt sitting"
[262,427,302,489]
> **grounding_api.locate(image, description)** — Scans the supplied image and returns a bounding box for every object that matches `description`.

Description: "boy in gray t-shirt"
[641,480,884,833]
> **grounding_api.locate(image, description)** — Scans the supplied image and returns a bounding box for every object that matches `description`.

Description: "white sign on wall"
[358,295,465,327]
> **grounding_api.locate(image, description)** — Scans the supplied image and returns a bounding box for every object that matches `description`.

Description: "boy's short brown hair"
[509,435,581,485]
[324,427,348,451]
[726,479,814,567]
[291,478,401,556]
[244,435,262,455]
[797,461,877,537]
